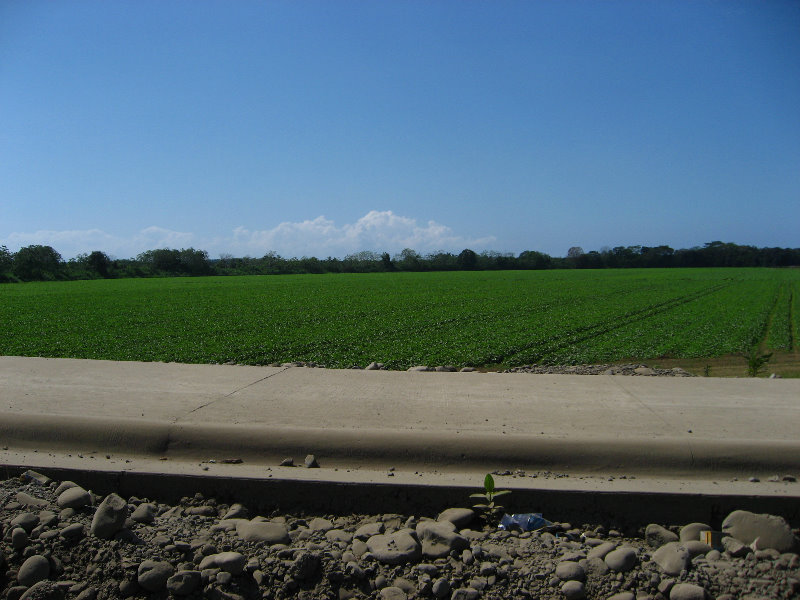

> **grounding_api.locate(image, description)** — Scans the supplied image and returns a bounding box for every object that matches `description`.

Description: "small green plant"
[747,348,772,377]
[470,473,511,522]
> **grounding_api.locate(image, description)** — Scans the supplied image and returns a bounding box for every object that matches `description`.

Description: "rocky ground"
[268,362,696,376]
[2,471,799,600]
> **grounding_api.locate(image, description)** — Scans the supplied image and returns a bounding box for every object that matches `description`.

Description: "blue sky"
[2,1,798,260]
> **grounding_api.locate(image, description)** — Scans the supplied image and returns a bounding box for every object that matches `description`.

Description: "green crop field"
[1,268,798,372]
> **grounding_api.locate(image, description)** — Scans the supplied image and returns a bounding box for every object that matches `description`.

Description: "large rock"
[436,508,476,530]
[417,521,469,558]
[555,561,586,581]
[56,486,91,510]
[137,560,174,592]
[17,554,50,587]
[366,531,422,565]
[90,493,128,539]
[604,546,638,572]
[652,542,691,576]
[130,503,157,524]
[670,583,707,600]
[235,520,291,545]
[166,570,201,595]
[646,524,679,548]
[721,510,798,552]
[679,522,711,542]
[199,552,246,575]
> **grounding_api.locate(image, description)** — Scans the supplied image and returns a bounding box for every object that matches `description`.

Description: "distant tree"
[12,245,63,281]
[178,248,211,275]
[567,246,584,259]
[87,250,112,277]
[396,248,422,271]
[381,252,394,271]
[0,245,12,280]
[517,250,552,270]
[457,248,478,270]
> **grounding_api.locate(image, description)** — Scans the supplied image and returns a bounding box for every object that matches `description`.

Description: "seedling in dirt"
[470,473,511,521]
[746,348,772,377]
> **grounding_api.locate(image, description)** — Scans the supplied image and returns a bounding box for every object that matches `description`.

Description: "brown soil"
[647,351,800,379]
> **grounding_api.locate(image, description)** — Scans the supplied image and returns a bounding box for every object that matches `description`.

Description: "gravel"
[2,472,798,600]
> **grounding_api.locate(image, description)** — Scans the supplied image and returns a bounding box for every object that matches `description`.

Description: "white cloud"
[2,211,495,259]
[225,211,495,257]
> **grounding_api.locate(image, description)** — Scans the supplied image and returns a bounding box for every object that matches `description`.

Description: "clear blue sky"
[2,0,798,260]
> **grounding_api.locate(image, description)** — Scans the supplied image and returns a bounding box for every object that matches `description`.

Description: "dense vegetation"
[1,241,799,283]
[1,268,796,369]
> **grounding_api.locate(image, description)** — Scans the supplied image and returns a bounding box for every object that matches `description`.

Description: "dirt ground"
[649,351,800,379]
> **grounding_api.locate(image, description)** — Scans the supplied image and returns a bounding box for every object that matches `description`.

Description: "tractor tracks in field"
[496,283,731,366]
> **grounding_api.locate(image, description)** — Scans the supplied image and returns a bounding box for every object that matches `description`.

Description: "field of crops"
[1,268,797,370]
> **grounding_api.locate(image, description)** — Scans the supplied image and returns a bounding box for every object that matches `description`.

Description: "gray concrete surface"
[2,356,799,485]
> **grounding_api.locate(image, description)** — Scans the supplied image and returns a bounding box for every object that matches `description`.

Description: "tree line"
[1,241,798,283]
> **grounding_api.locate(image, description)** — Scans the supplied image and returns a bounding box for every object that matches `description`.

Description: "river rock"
[235,520,291,545]
[680,522,712,542]
[166,570,201,595]
[604,546,638,572]
[56,486,90,509]
[130,503,157,524]
[721,510,798,552]
[555,561,586,581]
[366,531,422,564]
[417,521,469,558]
[670,582,707,600]
[90,493,128,539]
[652,542,691,576]
[17,554,50,587]
[137,560,174,592]
[436,508,476,529]
[646,523,679,548]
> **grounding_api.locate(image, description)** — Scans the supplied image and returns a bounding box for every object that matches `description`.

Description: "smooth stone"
[721,510,798,552]
[587,541,617,560]
[235,520,291,545]
[325,529,353,543]
[354,522,385,540]
[379,587,407,600]
[137,560,174,592]
[59,523,85,541]
[17,554,50,587]
[309,517,334,531]
[436,508,476,529]
[431,577,450,598]
[16,492,49,508]
[221,503,248,520]
[130,503,157,524]
[206,552,246,575]
[555,561,586,581]
[607,594,635,600]
[679,523,712,542]
[366,531,422,565]
[12,527,29,550]
[56,487,90,509]
[166,570,201,595]
[417,521,469,558]
[90,493,128,539]
[604,546,638,572]
[683,540,712,557]
[53,481,79,496]
[652,542,691,576]
[646,524,679,548]
[561,579,586,599]
[19,580,63,600]
[11,513,39,533]
[670,583,707,600]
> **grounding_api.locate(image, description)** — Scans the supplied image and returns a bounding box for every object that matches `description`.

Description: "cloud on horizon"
[1,211,496,260]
